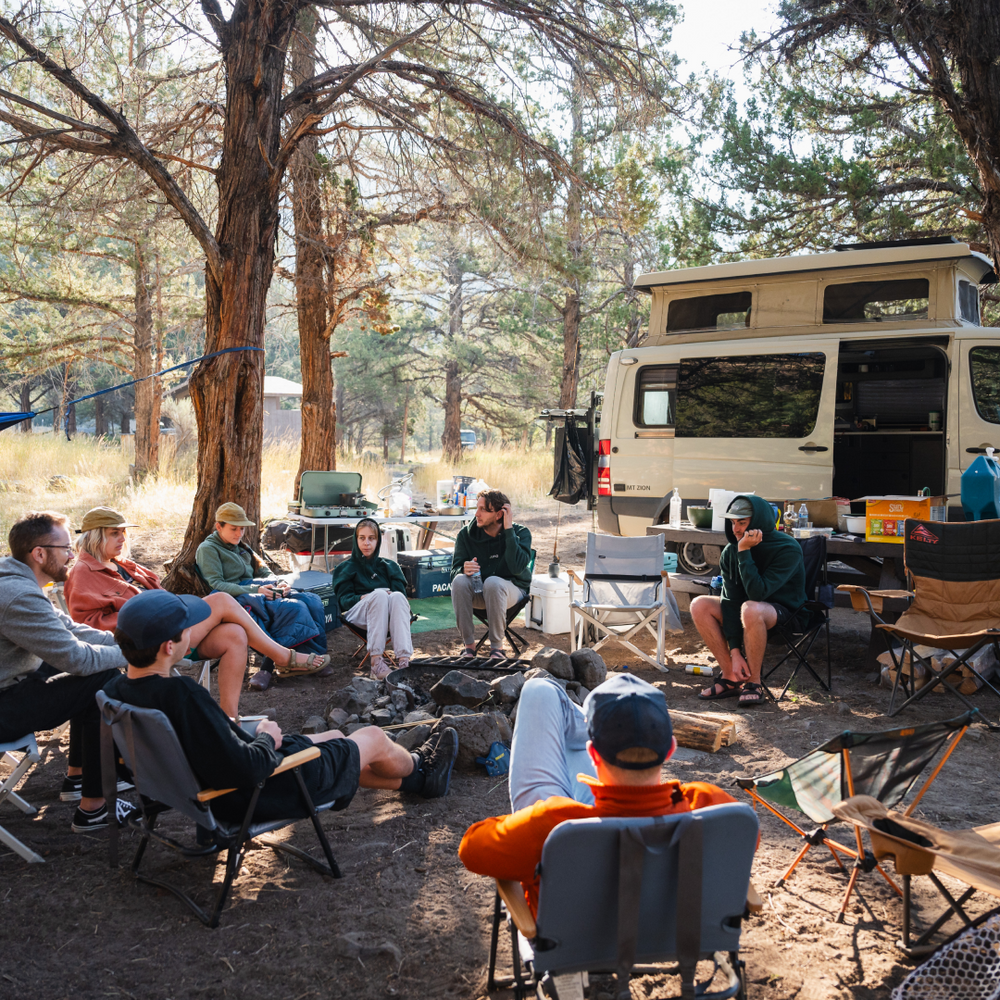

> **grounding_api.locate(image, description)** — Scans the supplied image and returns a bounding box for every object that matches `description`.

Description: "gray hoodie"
[0,556,126,691]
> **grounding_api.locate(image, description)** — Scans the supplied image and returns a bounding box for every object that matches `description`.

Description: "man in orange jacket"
[458,673,736,919]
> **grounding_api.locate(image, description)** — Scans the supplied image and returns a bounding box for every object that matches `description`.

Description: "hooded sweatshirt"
[195,531,268,596]
[0,556,126,691]
[331,520,408,613]
[449,518,532,591]
[719,494,807,648]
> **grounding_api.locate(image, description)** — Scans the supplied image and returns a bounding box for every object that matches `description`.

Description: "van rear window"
[666,291,752,333]
[634,366,675,427]
[823,279,929,323]
[970,347,1000,424]
[676,353,826,438]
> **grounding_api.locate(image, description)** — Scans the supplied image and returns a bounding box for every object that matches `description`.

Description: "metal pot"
[339,492,366,507]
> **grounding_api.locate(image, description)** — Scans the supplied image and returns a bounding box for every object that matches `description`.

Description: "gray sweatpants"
[451,573,525,650]
[343,590,413,658]
[509,676,596,811]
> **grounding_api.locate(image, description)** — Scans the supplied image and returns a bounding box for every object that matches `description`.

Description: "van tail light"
[597,439,611,496]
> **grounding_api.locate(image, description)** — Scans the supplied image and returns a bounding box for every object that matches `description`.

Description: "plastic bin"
[398,550,453,598]
[526,572,572,634]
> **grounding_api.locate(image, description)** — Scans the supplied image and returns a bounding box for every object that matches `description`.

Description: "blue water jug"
[961,448,1000,521]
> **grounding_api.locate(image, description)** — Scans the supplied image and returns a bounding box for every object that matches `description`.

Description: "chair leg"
[487,891,503,991]
[776,840,814,887]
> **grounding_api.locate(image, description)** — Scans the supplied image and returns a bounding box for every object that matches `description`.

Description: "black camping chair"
[473,550,535,657]
[761,535,832,701]
[98,692,341,928]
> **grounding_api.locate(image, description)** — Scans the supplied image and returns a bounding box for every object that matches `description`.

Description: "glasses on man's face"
[39,544,73,553]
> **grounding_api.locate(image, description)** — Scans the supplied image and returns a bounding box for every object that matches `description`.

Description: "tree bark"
[399,391,408,462]
[441,247,463,462]
[133,248,159,478]
[19,382,32,432]
[163,7,298,592]
[95,395,106,437]
[559,62,584,410]
[291,9,335,497]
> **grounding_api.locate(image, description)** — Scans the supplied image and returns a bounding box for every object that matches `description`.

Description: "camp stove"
[297,471,374,518]
[300,504,369,518]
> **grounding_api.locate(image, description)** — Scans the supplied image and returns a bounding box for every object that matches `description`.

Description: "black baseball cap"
[584,673,674,770]
[722,496,755,519]
[117,590,212,649]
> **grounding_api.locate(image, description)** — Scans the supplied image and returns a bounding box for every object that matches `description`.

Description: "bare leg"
[189,592,299,668]
[312,726,415,790]
[690,596,740,697]
[740,601,777,684]
[192,622,248,719]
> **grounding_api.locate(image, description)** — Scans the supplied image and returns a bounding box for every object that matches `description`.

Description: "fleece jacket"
[449,519,532,591]
[331,521,408,613]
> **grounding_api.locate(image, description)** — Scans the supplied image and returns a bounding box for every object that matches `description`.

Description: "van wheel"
[676,542,718,576]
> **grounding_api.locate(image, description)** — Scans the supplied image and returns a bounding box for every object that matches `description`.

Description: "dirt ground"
[2,499,998,1000]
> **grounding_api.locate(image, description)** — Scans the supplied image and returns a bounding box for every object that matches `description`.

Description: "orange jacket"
[64,551,163,632]
[458,776,737,917]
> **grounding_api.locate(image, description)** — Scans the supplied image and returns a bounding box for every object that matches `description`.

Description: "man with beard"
[0,511,128,832]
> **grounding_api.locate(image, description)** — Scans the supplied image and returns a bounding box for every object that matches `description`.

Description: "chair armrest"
[566,569,584,585]
[836,584,912,617]
[196,747,322,802]
[496,879,536,938]
[661,570,671,589]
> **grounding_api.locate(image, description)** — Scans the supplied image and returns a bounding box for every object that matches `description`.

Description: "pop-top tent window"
[666,291,752,333]
[823,279,929,323]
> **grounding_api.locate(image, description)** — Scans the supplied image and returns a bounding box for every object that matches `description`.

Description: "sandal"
[738,682,766,708]
[276,651,330,676]
[697,668,743,701]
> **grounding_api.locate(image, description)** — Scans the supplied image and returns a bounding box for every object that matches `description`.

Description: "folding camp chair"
[0,733,43,863]
[473,550,536,657]
[344,613,419,670]
[839,518,1000,723]
[833,795,1000,957]
[737,712,974,921]
[569,534,682,671]
[487,804,758,1000]
[97,691,341,928]
[761,535,832,701]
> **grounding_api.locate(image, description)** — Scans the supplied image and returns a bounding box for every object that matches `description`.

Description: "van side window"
[970,347,1000,424]
[634,365,676,427]
[666,291,752,333]
[960,281,980,325]
[823,279,929,323]
[676,353,826,438]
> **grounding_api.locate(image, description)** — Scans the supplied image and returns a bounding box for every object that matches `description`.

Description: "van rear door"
[671,343,836,500]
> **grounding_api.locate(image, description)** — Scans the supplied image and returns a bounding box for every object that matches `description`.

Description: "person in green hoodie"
[450,489,532,659]
[692,494,806,708]
[332,519,414,680]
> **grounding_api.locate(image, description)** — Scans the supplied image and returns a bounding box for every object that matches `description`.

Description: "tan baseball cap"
[78,506,138,533]
[215,502,255,527]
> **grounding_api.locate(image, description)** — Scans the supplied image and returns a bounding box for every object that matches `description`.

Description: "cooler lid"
[529,573,571,595]
[299,471,363,505]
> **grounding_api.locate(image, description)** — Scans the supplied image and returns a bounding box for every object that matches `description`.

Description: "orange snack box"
[861,496,947,544]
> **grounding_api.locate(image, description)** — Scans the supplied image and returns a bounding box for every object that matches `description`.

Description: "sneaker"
[60,776,133,802]
[415,726,459,799]
[370,655,393,681]
[71,798,137,833]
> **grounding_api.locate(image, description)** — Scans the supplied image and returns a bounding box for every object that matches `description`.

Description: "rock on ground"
[570,648,607,689]
[532,646,574,680]
[326,707,351,729]
[490,672,525,704]
[437,712,510,771]
[300,715,328,734]
[429,670,491,708]
[395,724,432,752]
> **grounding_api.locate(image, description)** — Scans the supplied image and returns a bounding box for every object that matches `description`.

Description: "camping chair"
[487,804,758,1000]
[344,612,419,670]
[568,534,682,672]
[833,795,1000,957]
[0,733,44,863]
[839,518,1000,723]
[97,691,341,928]
[473,549,536,657]
[736,711,974,921]
[761,535,832,701]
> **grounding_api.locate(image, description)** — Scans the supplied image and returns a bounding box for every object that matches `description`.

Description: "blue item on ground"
[961,451,1000,521]
[475,741,511,777]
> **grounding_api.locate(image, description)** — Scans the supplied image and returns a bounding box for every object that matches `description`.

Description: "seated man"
[458,673,736,916]
[450,490,532,660]
[105,590,459,830]
[0,511,128,832]
[693,494,806,708]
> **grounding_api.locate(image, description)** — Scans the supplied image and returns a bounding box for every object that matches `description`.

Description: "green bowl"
[687,506,714,529]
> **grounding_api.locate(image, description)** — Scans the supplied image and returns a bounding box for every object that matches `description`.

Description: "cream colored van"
[594,239,998,572]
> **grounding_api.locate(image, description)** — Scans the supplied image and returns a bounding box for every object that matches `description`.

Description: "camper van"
[588,238,998,572]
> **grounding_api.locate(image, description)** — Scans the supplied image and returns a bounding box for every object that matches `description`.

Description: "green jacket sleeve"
[196,541,253,597]
[450,528,472,582]
[504,525,532,576]
[332,563,362,612]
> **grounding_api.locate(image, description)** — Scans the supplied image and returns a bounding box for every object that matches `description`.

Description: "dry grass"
[410,447,552,509]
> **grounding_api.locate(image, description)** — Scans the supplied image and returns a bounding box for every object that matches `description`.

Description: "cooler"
[398,550,453,598]
[526,572,572,634]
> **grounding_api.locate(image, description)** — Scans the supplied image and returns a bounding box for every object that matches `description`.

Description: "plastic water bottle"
[710,574,723,596]
[798,502,810,527]
[669,488,682,528]
[471,569,483,594]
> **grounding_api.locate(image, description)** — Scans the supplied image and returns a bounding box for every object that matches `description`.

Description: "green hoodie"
[719,494,807,648]
[331,519,408,613]
[449,519,533,591]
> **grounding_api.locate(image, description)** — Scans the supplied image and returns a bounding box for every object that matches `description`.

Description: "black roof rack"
[834,236,961,251]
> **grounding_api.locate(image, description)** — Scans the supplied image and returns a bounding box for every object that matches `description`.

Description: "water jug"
[961,447,1000,521]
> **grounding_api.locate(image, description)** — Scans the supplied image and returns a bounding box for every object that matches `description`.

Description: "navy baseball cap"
[117,590,211,649]
[584,673,674,770]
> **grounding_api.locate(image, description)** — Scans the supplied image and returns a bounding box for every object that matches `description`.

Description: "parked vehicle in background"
[460,428,478,450]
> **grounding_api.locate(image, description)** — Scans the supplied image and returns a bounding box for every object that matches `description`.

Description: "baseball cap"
[722,496,755,520]
[117,590,212,649]
[584,673,674,770]
[214,502,254,527]
[78,506,138,533]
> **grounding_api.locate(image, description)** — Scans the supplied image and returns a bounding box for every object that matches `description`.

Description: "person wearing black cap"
[458,673,735,921]
[692,494,806,708]
[103,591,460,828]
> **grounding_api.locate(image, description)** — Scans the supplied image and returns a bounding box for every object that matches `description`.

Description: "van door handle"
[967,447,996,454]
[797,445,829,453]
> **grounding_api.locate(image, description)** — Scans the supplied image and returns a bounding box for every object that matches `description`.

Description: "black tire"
[676,541,718,576]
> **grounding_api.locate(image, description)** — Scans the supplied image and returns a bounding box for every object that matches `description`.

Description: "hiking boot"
[61,775,132,802]
[71,798,138,833]
[415,726,458,799]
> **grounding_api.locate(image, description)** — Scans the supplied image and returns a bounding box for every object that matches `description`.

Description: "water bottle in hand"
[471,569,483,594]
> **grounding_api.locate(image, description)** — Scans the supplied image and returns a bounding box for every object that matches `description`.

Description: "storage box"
[307,583,340,630]
[861,495,947,544]
[398,550,453,598]
[789,498,850,529]
[526,572,572,634]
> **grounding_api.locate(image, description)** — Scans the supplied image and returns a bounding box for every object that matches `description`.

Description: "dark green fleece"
[331,520,408,612]
[720,494,806,648]
[449,519,533,591]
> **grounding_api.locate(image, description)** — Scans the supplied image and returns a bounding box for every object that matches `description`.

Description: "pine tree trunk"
[163,9,297,592]
[95,396,106,437]
[133,250,159,478]
[441,249,463,462]
[19,382,31,432]
[559,64,584,410]
[291,9,335,497]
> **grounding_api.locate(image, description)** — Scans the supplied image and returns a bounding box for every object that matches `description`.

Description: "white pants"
[344,590,413,657]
